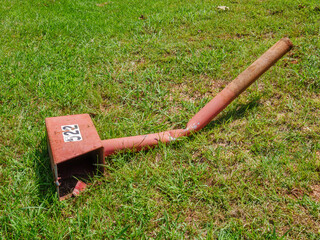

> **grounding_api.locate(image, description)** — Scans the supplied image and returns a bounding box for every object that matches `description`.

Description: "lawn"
[0,0,320,238]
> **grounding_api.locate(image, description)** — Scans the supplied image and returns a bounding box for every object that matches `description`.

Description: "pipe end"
[280,37,293,49]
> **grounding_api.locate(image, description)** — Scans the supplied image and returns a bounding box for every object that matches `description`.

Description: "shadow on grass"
[33,136,56,204]
[206,95,262,130]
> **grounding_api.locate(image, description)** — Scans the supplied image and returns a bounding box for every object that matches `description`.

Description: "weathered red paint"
[103,129,187,155]
[46,38,293,199]
[72,180,87,196]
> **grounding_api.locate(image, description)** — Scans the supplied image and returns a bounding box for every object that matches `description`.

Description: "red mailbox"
[45,114,105,200]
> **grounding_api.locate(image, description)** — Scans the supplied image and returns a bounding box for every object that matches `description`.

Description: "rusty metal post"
[101,38,293,156]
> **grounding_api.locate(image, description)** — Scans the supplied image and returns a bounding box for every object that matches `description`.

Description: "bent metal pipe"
[102,38,293,155]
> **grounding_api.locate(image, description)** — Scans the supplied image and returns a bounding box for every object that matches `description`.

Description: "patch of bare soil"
[310,185,320,202]
[290,188,304,200]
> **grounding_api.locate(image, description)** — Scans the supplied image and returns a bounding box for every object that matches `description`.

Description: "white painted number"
[61,124,83,142]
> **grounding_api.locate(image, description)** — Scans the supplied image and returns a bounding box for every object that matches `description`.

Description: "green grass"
[1,0,320,238]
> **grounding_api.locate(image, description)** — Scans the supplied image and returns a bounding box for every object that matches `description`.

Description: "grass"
[0,0,320,238]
